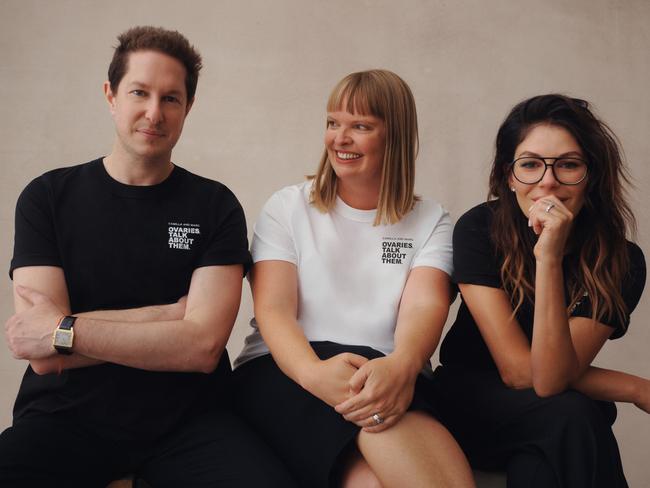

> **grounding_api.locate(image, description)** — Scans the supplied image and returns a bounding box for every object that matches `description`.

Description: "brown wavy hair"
[488,94,635,325]
[309,70,419,225]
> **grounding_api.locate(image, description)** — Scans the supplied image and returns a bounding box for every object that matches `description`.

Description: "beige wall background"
[1,0,649,484]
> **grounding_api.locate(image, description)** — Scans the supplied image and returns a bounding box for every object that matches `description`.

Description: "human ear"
[185,97,194,116]
[103,81,117,115]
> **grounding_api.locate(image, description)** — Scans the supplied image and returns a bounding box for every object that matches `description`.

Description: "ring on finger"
[545,203,555,213]
[371,413,384,425]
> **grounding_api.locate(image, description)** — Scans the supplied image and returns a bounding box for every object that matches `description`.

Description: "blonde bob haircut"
[309,69,419,225]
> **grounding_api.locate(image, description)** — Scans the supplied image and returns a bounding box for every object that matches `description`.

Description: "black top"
[440,201,646,370]
[10,159,252,440]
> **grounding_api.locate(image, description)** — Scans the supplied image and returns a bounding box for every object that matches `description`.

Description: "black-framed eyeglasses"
[511,157,588,185]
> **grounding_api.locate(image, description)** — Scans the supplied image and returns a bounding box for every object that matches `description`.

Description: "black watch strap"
[59,316,77,330]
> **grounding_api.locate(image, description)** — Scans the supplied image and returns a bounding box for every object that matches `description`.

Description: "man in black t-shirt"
[1,26,294,488]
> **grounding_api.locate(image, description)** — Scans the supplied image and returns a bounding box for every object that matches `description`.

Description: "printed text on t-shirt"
[381,237,413,264]
[168,222,201,250]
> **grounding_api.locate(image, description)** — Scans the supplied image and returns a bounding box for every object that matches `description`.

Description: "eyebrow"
[517,150,584,158]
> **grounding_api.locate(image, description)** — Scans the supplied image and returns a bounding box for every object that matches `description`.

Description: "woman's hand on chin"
[529,195,574,264]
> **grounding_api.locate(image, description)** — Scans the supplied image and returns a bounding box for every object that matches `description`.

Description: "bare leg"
[340,447,383,488]
[357,411,475,488]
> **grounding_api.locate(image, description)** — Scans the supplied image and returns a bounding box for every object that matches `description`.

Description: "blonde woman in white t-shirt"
[233,70,475,488]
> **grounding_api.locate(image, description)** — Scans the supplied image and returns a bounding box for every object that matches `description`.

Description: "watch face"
[54,329,73,348]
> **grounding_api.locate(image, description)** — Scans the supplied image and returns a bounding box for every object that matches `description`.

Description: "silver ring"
[545,203,555,213]
[372,413,384,425]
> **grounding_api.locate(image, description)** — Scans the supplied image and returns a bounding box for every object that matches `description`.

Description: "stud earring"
[510,187,516,192]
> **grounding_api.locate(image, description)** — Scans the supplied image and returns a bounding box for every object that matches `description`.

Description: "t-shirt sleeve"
[411,205,453,276]
[251,190,297,264]
[451,205,502,288]
[570,242,646,339]
[10,177,62,279]
[196,186,252,273]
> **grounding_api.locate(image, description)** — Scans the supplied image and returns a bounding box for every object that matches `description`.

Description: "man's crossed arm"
[5,265,243,374]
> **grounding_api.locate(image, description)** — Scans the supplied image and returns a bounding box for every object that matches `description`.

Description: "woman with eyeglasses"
[233,70,475,488]
[429,94,647,487]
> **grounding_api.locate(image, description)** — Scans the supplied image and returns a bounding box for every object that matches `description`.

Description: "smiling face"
[509,123,588,217]
[104,50,192,165]
[324,109,386,190]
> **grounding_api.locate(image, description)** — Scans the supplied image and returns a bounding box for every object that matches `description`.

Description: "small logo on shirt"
[381,237,413,264]
[168,222,201,250]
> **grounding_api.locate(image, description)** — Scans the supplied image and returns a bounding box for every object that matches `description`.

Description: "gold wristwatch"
[53,316,76,355]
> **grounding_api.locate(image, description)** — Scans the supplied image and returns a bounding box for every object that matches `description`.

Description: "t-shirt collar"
[333,195,377,222]
[93,158,182,199]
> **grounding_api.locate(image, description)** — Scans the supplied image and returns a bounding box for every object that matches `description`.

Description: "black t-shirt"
[10,159,252,440]
[440,201,646,370]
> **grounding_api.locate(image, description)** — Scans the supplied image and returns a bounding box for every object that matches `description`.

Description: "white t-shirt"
[235,180,453,367]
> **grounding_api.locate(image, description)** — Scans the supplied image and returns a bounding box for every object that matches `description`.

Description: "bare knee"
[356,411,475,488]
[339,448,382,488]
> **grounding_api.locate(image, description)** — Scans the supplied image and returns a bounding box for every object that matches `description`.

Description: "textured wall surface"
[1,0,648,484]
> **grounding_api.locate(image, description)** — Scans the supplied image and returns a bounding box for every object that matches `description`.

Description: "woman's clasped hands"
[301,352,368,408]
[334,354,418,433]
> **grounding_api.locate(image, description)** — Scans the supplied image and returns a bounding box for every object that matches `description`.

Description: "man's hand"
[5,285,63,359]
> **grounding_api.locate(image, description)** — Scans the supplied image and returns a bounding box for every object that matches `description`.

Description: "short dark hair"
[108,26,202,101]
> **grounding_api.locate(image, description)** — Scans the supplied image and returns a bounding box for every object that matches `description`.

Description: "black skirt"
[232,341,438,488]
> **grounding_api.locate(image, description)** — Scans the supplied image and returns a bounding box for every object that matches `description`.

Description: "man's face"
[104,50,192,164]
